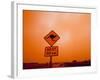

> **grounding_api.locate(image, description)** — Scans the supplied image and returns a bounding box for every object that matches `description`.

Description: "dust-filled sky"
[23,10,91,63]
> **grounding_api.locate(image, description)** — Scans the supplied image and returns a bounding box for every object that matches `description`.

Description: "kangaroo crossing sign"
[44,30,60,67]
[44,30,60,46]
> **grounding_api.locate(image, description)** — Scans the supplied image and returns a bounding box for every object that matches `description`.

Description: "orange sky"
[23,10,91,63]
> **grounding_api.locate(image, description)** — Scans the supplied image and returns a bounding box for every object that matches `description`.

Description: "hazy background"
[23,10,91,64]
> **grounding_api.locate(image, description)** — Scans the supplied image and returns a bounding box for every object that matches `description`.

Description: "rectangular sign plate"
[44,46,58,57]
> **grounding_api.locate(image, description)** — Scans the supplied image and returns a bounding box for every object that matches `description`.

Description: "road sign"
[44,46,58,57]
[44,30,60,46]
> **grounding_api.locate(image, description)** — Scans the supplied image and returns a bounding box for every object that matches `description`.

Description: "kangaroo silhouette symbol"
[47,34,57,41]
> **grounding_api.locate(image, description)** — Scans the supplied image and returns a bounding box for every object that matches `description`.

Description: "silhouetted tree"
[72,60,77,63]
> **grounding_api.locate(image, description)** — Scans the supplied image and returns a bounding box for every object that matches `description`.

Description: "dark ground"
[23,60,91,69]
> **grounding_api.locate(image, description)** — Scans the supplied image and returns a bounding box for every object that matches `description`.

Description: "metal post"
[49,56,52,68]
[49,46,53,68]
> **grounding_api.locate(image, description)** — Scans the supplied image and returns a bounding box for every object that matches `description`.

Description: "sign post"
[44,30,60,68]
[49,56,52,68]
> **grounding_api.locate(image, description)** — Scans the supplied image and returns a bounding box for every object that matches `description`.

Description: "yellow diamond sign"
[44,30,60,46]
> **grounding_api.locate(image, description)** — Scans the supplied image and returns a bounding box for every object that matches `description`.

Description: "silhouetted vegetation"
[23,60,91,69]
